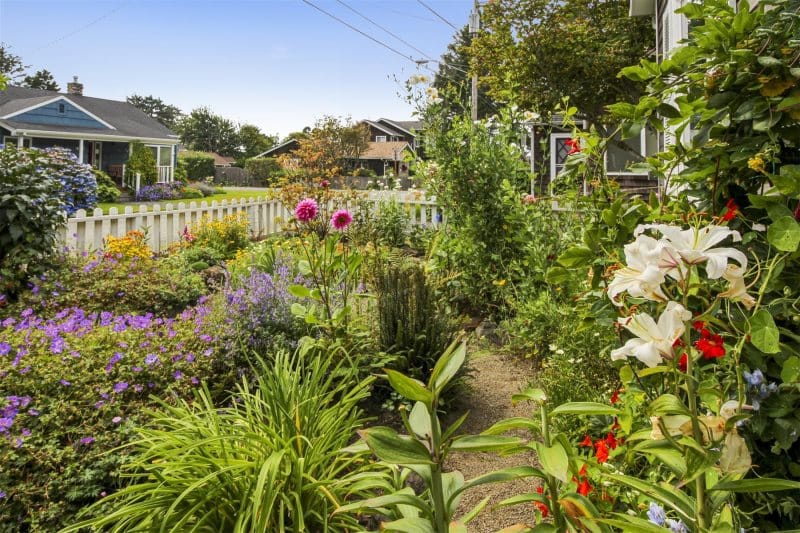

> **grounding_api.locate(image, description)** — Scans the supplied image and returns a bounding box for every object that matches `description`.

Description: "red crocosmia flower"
[578,464,588,477]
[722,199,738,221]
[679,353,688,372]
[534,486,549,517]
[577,478,592,496]
[605,432,619,450]
[579,435,593,447]
[695,332,726,359]
[565,138,581,155]
[594,439,609,463]
[610,388,621,404]
[611,417,621,431]
[693,320,706,332]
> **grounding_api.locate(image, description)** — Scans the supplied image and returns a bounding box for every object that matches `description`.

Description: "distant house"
[0,78,180,183]
[254,138,300,159]
[178,149,236,167]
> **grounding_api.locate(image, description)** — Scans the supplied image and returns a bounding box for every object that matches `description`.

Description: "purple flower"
[0,490,6,499]
[79,436,94,445]
[199,334,213,343]
[105,352,123,373]
[294,198,319,222]
[111,416,122,424]
[60,379,71,387]
[113,382,128,394]
[173,370,183,380]
[144,354,160,366]
[331,209,353,231]
[0,342,11,356]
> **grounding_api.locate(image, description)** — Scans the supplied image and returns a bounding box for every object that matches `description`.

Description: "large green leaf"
[379,517,435,533]
[550,402,621,417]
[767,216,800,252]
[557,246,594,268]
[409,401,432,439]
[750,309,780,354]
[335,490,432,517]
[481,417,538,435]
[359,427,433,465]
[449,466,544,507]
[385,369,433,405]
[602,474,694,521]
[598,516,671,532]
[450,435,523,452]
[710,478,800,492]
[429,340,466,393]
[534,441,569,483]
[649,394,691,416]
[781,356,800,383]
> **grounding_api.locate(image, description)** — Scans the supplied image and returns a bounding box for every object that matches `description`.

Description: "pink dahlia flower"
[294,198,319,222]
[331,209,353,231]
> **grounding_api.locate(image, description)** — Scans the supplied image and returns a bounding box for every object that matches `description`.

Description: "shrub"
[181,186,204,199]
[92,169,120,203]
[103,230,152,261]
[9,252,205,319]
[188,213,250,259]
[64,350,380,532]
[189,181,223,196]
[0,147,66,299]
[125,142,157,186]
[372,199,410,248]
[244,157,280,186]
[44,147,98,215]
[133,182,184,202]
[178,151,215,181]
[0,303,231,531]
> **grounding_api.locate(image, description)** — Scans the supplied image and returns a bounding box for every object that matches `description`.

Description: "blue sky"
[0,0,472,138]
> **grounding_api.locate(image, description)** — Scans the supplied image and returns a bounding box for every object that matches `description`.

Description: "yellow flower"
[493,279,507,287]
[747,155,766,173]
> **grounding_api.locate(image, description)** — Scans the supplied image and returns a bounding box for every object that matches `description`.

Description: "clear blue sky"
[0,0,472,138]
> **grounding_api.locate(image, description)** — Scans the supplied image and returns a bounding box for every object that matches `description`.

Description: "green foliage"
[66,350,380,532]
[125,141,157,186]
[180,186,203,199]
[178,151,215,181]
[0,146,66,298]
[22,68,59,91]
[92,168,121,203]
[237,123,277,162]
[244,156,280,185]
[126,94,183,130]
[0,42,26,83]
[187,213,250,260]
[177,107,240,157]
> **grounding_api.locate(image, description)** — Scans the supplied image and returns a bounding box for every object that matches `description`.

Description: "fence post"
[135,172,141,194]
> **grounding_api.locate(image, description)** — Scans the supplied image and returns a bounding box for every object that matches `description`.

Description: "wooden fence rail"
[62,194,442,255]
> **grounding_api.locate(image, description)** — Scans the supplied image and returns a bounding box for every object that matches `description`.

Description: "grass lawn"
[97,188,272,214]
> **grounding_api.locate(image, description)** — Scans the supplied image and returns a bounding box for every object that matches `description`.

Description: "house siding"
[11,100,109,130]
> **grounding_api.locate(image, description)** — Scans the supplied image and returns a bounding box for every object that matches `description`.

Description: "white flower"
[611,301,692,367]
[719,264,756,309]
[635,224,746,279]
[607,234,671,305]
[425,86,438,98]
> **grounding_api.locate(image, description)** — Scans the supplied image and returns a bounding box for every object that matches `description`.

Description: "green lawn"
[97,188,272,214]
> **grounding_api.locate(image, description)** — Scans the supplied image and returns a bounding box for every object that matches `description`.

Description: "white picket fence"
[63,194,442,255]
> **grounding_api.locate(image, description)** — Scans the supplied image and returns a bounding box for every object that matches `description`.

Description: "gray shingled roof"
[0,85,179,142]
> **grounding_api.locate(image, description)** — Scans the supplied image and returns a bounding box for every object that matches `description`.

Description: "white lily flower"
[607,234,670,305]
[719,264,756,309]
[634,224,747,279]
[611,301,692,367]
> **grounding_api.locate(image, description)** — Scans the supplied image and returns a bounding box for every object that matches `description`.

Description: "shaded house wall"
[11,100,108,129]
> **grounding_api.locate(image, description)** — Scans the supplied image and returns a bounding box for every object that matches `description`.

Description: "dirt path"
[445,348,540,532]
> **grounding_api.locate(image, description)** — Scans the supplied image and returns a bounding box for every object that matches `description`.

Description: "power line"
[32,1,129,53]
[334,0,434,61]
[299,0,417,64]
[416,0,458,30]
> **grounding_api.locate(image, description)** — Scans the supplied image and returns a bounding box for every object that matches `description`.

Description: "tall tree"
[0,43,27,84]
[22,69,59,91]
[176,107,240,157]
[237,124,277,160]
[126,94,184,130]
[432,26,496,119]
[278,116,370,179]
[471,0,654,131]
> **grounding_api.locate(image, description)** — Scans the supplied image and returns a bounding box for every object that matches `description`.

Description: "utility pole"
[468,1,480,121]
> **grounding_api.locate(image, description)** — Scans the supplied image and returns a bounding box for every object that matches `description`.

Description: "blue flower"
[647,502,666,526]
[666,518,688,533]
[743,369,764,387]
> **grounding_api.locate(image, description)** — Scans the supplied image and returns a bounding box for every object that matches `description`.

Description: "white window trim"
[549,133,572,179]
[604,128,650,176]
[375,135,387,142]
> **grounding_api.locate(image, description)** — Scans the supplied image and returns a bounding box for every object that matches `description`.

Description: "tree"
[126,94,184,130]
[0,43,27,84]
[471,0,653,132]
[22,69,59,91]
[237,124,277,161]
[176,107,240,157]
[278,116,370,179]
[432,26,496,119]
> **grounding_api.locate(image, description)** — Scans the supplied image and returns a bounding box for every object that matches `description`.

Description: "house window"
[549,133,573,178]
[58,103,65,114]
[3,136,32,148]
[375,135,387,142]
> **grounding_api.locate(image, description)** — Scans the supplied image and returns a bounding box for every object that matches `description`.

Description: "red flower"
[611,417,621,432]
[722,198,738,221]
[594,439,609,463]
[534,486,549,517]
[695,332,726,359]
[578,463,588,477]
[576,478,592,496]
[610,388,621,404]
[605,432,618,450]
[678,353,688,372]
[565,138,581,155]
[579,434,593,447]
[693,320,706,332]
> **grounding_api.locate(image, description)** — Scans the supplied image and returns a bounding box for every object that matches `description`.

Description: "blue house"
[0,78,180,184]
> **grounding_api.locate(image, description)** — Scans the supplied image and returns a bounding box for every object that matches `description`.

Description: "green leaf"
[773,165,800,196]
[450,435,523,452]
[409,401,432,439]
[550,402,622,417]
[710,478,800,492]
[297,259,311,275]
[602,474,694,520]
[385,369,433,405]
[557,246,594,268]
[781,356,800,383]
[482,417,538,435]
[757,56,783,67]
[288,284,311,298]
[359,427,433,465]
[449,466,543,507]
[750,309,780,354]
[496,492,548,508]
[460,496,491,525]
[649,394,690,416]
[429,340,466,393]
[598,516,670,532]
[511,387,547,404]
[777,94,800,111]
[534,441,569,483]
[380,517,435,533]
[545,266,571,285]
[335,491,432,518]
[767,216,800,252]
[290,302,306,317]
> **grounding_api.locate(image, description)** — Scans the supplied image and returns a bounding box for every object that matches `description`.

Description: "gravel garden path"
[445,347,540,532]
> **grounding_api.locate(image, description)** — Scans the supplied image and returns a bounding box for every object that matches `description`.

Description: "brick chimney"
[67,76,83,96]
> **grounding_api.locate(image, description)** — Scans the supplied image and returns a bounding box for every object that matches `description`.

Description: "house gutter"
[0,120,180,145]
